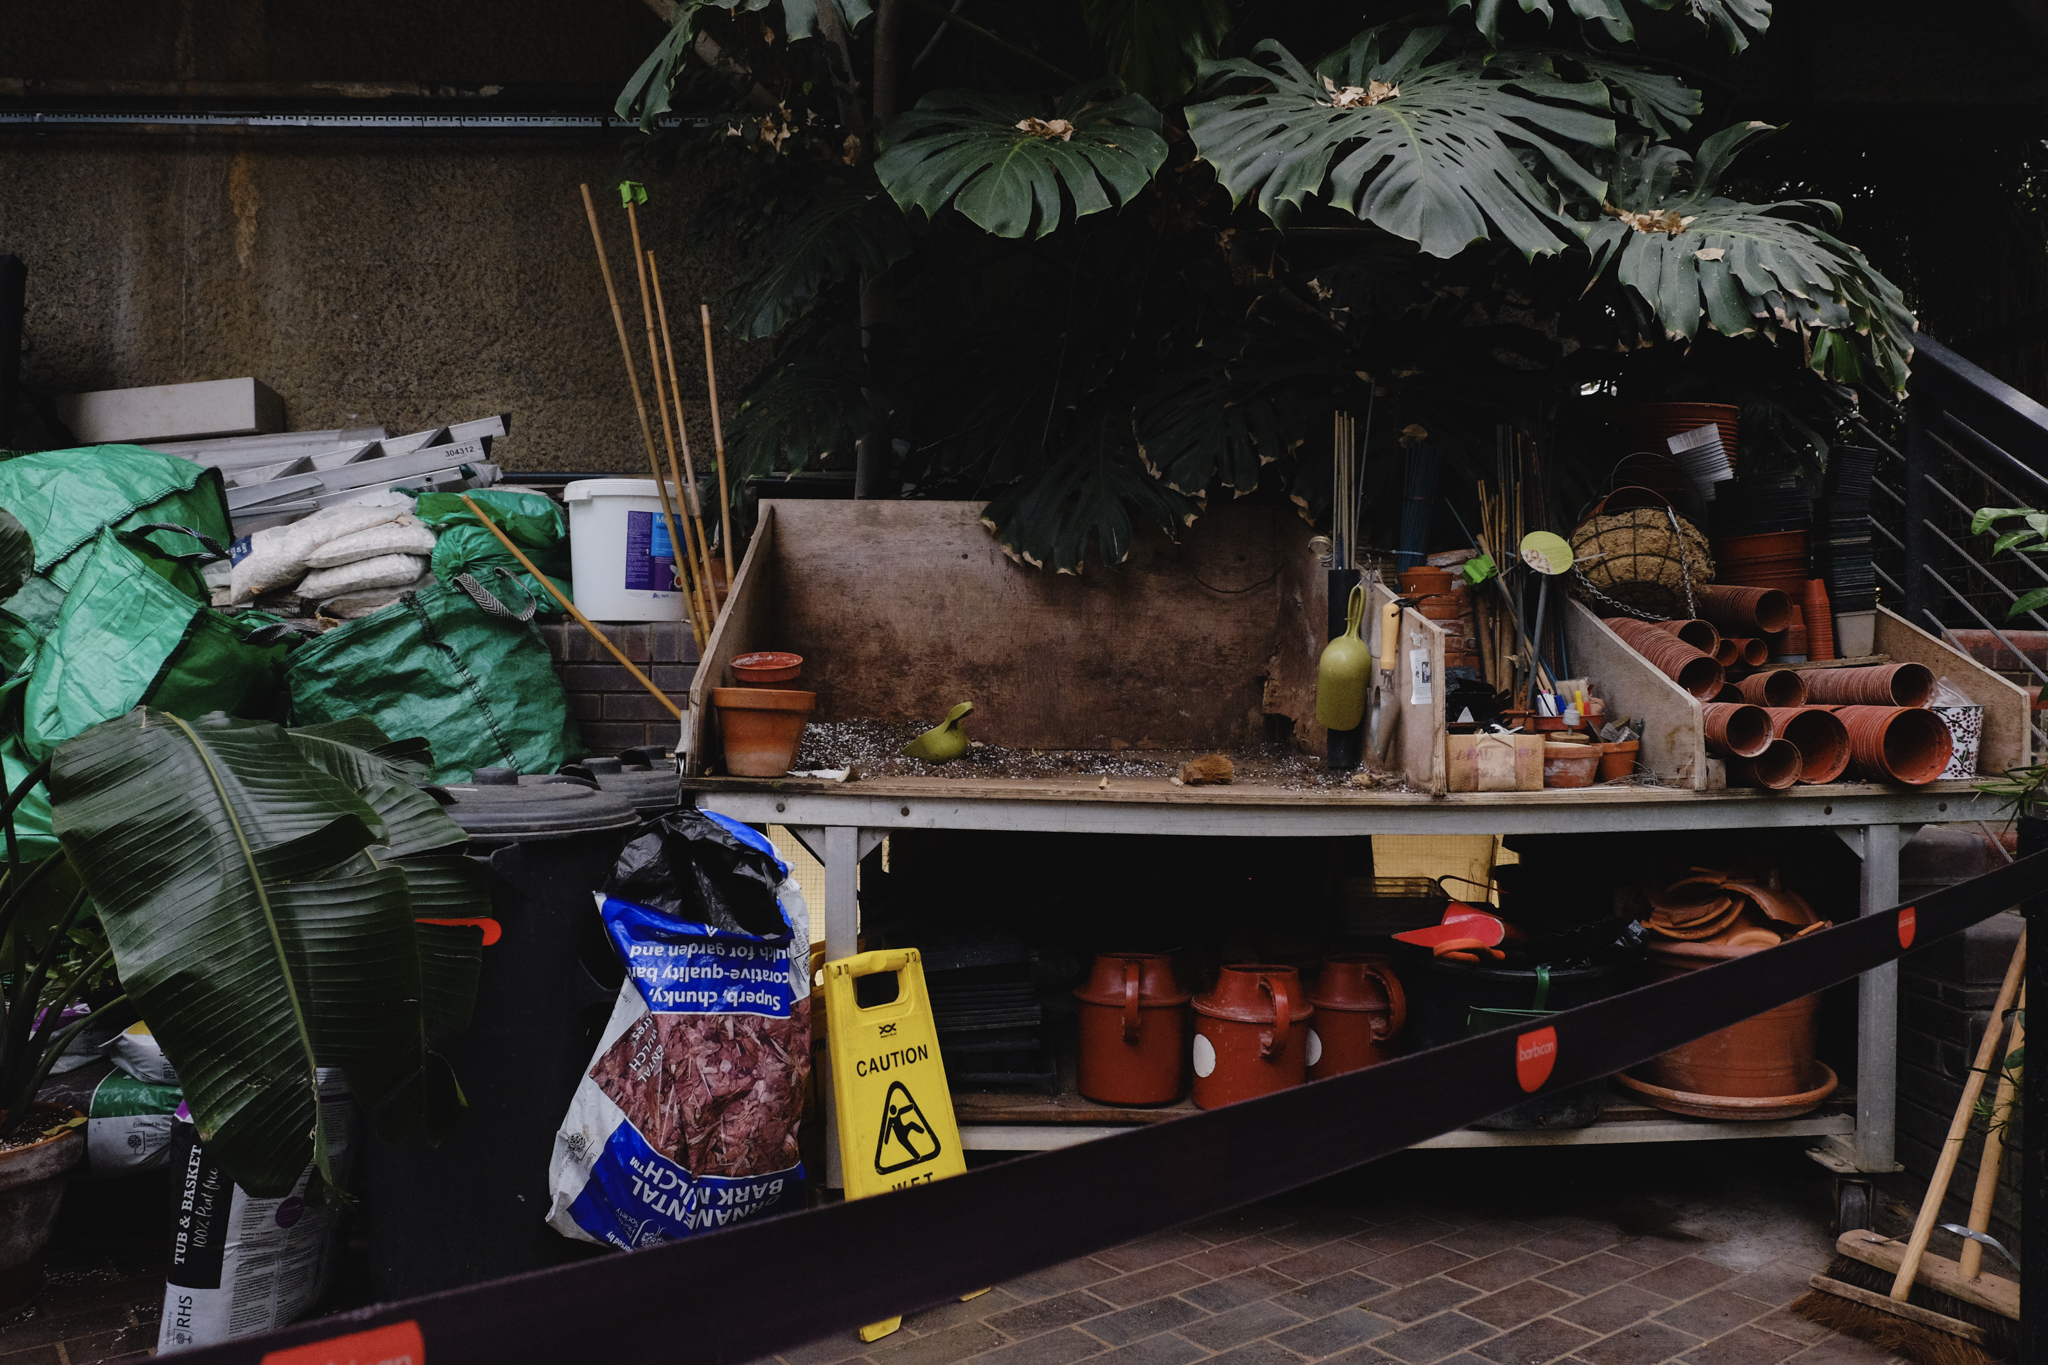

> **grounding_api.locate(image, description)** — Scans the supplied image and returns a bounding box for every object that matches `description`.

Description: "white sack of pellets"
[302,516,437,570]
[228,503,410,603]
[297,553,429,600]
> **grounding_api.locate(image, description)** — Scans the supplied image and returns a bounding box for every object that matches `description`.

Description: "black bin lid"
[437,768,643,842]
[559,753,684,818]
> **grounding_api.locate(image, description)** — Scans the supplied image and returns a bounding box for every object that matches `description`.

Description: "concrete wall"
[0,0,765,473]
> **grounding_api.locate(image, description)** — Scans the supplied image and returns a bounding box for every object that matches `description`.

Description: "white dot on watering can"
[1306,1030,1323,1067]
[1191,1034,1216,1078]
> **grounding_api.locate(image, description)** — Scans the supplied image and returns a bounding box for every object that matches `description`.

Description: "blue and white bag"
[547,812,811,1248]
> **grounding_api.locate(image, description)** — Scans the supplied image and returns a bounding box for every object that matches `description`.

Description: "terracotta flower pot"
[1834,705,1955,785]
[1306,954,1407,1079]
[1605,618,1724,698]
[730,651,803,687]
[1803,580,1836,662]
[1762,707,1852,784]
[0,1105,86,1309]
[1191,965,1313,1109]
[711,687,816,777]
[1737,669,1807,708]
[1645,941,1820,1099]
[1654,618,1721,653]
[1701,703,1772,758]
[1597,739,1641,781]
[1543,743,1601,788]
[1801,663,1935,708]
[1727,738,1802,790]
[1625,403,1740,467]
[1697,584,1793,635]
[1074,952,1192,1105]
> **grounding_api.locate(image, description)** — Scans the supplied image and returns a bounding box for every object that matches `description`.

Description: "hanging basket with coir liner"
[1569,488,1715,619]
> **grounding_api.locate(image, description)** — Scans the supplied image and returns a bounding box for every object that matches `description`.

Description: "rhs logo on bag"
[1898,906,1916,949]
[1515,1027,1557,1093]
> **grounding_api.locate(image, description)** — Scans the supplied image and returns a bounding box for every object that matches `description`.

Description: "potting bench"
[688,771,1977,1221]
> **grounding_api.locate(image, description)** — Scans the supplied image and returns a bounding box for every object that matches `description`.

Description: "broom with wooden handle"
[1794,930,2023,1364]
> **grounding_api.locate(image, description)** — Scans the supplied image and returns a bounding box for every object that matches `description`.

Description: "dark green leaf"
[979,414,1201,573]
[614,0,874,130]
[2010,587,2048,618]
[288,727,467,858]
[730,185,915,341]
[1633,0,1771,52]
[875,85,1169,240]
[50,710,439,1198]
[0,509,32,607]
[1186,35,1614,258]
[1081,0,1233,105]
[1975,507,2036,536]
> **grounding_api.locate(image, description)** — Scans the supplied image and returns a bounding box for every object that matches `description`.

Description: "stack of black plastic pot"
[1812,447,1879,614]
[1712,473,1811,538]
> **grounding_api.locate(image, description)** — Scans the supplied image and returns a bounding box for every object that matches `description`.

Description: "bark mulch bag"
[286,568,581,783]
[547,810,811,1249]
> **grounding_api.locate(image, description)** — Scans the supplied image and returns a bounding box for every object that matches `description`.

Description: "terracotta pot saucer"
[1613,1061,1838,1121]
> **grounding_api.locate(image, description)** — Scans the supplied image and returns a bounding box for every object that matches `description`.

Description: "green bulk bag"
[0,445,232,597]
[285,569,583,783]
[412,490,571,615]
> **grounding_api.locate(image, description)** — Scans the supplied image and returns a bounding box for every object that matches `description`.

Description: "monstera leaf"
[1450,0,1770,51]
[1581,124,1916,392]
[1081,0,1234,105]
[979,413,1200,573]
[1186,31,1613,258]
[616,0,874,130]
[874,86,1169,240]
[730,183,915,340]
[49,710,474,1199]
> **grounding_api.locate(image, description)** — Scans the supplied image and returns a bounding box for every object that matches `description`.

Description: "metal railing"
[1860,335,2048,757]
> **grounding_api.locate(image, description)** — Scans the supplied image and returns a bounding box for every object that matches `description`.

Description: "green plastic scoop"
[1316,585,1372,731]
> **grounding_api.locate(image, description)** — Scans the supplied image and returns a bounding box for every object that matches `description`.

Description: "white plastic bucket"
[562,478,687,621]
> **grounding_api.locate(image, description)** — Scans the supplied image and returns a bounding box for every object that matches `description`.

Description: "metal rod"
[1919,575,2048,686]
[1921,519,2048,629]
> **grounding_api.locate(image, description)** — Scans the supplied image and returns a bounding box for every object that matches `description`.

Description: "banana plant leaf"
[288,723,467,859]
[1581,124,1917,393]
[874,86,1169,240]
[49,710,459,1199]
[1186,32,1613,258]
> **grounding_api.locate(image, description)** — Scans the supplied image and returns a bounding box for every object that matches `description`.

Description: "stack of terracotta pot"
[1074,953,1407,1111]
[712,651,815,777]
[1624,867,1837,1118]
[1401,565,1477,672]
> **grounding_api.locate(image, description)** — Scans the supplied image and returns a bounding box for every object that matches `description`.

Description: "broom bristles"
[1790,1288,2003,1365]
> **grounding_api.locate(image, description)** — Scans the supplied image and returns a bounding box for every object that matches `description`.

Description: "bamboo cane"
[459,495,682,722]
[621,199,705,650]
[699,303,737,581]
[649,253,723,620]
[1958,981,2024,1281]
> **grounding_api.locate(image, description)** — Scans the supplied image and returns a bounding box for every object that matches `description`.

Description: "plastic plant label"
[1408,648,1433,705]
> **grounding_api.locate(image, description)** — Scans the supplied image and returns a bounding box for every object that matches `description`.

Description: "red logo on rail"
[261,1320,423,1365]
[1898,907,1916,949]
[1515,1026,1557,1093]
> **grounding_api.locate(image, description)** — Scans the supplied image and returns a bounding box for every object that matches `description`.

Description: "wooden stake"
[650,253,722,620]
[1960,982,2024,1281]
[622,199,705,651]
[459,495,682,722]
[700,303,737,581]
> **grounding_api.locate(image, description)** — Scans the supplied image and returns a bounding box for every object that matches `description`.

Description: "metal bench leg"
[822,825,863,1192]
[1855,823,1901,1173]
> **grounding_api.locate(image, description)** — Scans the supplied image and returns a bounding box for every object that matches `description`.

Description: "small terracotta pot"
[1762,707,1851,784]
[1645,941,1820,1098]
[0,1105,85,1309]
[1654,618,1721,653]
[1737,669,1808,708]
[1729,638,1768,667]
[1802,663,1935,708]
[1803,580,1836,662]
[1192,965,1313,1109]
[1598,739,1641,781]
[1697,584,1793,635]
[1715,530,1809,561]
[1835,705,1955,785]
[711,687,816,777]
[1727,738,1801,790]
[1543,743,1601,788]
[1712,638,1740,666]
[1075,952,1193,1105]
[1701,703,1772,758]
[730,651,803,687]
[1399,567,1454,597]
[1306,954,1406,1079]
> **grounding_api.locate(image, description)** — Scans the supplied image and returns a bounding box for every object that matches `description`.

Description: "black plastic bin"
[1400,955,1626,1130]
[364,768,641,1299]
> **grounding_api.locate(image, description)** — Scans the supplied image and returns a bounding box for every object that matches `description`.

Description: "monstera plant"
[47,711,487,1200]
[617,0,1903,571]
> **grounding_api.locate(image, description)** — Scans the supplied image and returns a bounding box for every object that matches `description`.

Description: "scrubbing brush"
[1792,930,2024,1364]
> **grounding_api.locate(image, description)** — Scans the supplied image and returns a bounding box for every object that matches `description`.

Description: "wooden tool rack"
[681,501,2028,1208]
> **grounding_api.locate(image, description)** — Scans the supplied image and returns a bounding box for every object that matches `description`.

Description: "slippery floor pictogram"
[873,1081,940,1174]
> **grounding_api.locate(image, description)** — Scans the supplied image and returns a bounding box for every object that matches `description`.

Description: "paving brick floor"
[755,1143,1906,1365]
[0,1175,165,1364]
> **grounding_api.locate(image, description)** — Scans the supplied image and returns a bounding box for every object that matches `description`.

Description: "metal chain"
[1568,507,1703,622]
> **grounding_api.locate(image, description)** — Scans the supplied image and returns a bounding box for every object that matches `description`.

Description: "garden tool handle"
[1122,959,1142,1045]
[1361,960,1407,1043]
[1260,975,1292,1058]
[1380,601,1400,672]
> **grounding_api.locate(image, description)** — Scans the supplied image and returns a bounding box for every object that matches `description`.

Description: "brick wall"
[538,619,697,757]
[1896,826,2024,1259]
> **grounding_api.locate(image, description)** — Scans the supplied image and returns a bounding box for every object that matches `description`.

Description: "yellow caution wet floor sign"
[824,948,985,1340]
